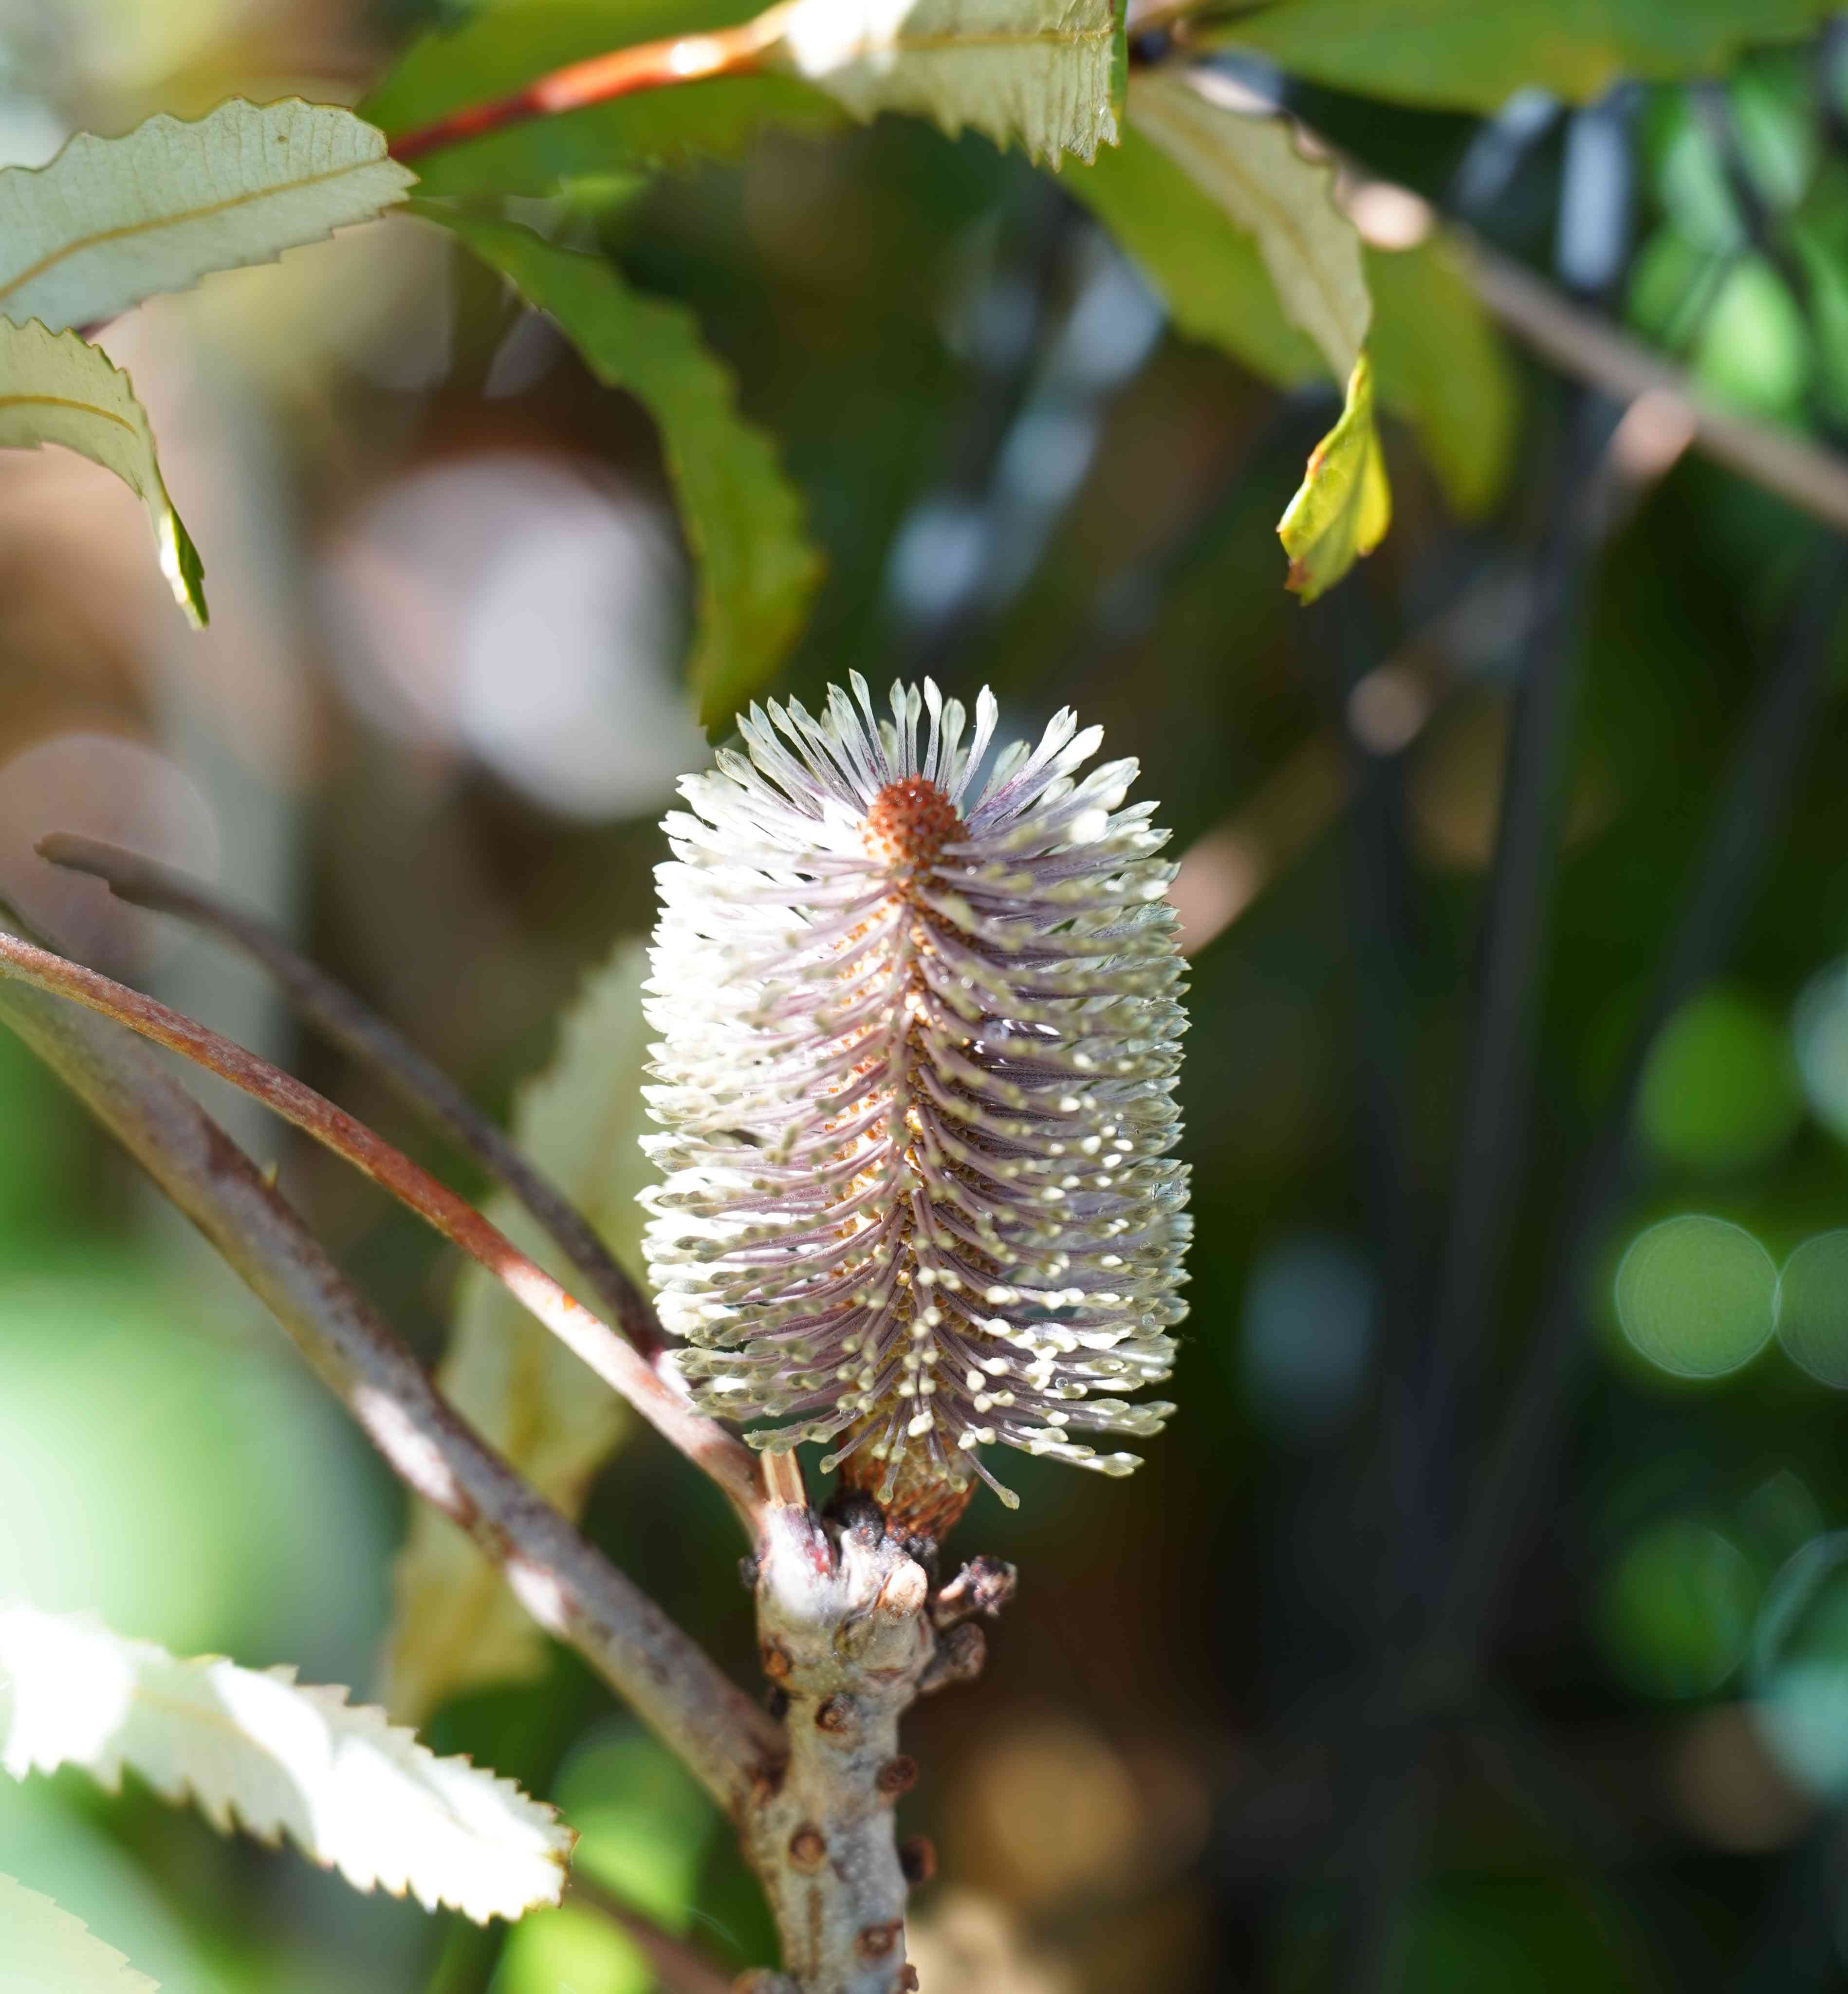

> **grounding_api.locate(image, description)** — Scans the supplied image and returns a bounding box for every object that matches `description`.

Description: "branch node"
[930,1553,1017,1628]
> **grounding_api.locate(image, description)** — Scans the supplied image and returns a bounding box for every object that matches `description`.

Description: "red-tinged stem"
[0,925,766,1534]
[39,832,666,1363]
[387,11,789,164]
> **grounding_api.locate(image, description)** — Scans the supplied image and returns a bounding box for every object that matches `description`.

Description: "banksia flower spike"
[642,678,1188,1540]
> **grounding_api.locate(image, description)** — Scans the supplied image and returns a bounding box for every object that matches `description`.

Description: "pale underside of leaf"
[386,943,654,1723]
[1064,127,1514,522]
[1278,351,1391,603]
[774,0,1123,164]
[1126,66,1367,375]
[0,1872,159,1994]
[1214,0,1839,114]
[0,318,206,623]
[0,99,415,336]
[0,1604,573,1923]
[431,209,819,725]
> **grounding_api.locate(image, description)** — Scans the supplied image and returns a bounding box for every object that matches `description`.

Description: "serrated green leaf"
[772,0,1124,165]
[0,1602,574,1923]
[1066,99,1512,521]
[0,319,206,624]
[386,943,653,1722]
[1278,351,1389,603]
[0,1872,158,1994]
[433,210,819,725]
[1124,67,1366,373]
[0,99,414,335]
[364,0,845,198]
[1212,0,1839,115]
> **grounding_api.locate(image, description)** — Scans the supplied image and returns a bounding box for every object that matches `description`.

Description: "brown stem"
[386,9,790,163]
[745,1504,936,1994]
[0,966,779,1815]
[38,833,665,1361]
[1459,232,1848,537]
[0,923,764,1533]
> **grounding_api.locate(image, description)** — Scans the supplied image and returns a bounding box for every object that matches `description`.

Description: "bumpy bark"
[742,1497,1013,1993]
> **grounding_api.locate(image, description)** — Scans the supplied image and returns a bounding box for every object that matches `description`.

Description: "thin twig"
[565,1875,738,1994]
[1460,233,1848,536]
[0,925,764,1533]
[0,963,780,1814]
[37,833,665,1360]
[385,7,789,162]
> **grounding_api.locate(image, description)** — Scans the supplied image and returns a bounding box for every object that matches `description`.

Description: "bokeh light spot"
[1595,1516,1760,1700]
[1792,959,1848,1143]
[1774,1230,1848,1388]
[1613,1214,1776,1378]
[1750,1533,1848,1801]
[1635,986,1802,1172]
[1238,1231,1375,1439]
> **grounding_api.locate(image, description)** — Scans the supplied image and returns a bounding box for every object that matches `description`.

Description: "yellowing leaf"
[0,319,206,624]
[0,1604,573,1923]
[0,1872,159,1994]
[0,99,415,335]
[772,0,1125,165]
[1126,67,1368,375]
[1066,126,1516,520]
[433,211,818,725]
[1106,65,1389,595]
[1278,352,1390,603]
[386,943,654,1723]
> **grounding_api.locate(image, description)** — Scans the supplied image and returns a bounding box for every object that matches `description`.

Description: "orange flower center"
[863,775,963,874]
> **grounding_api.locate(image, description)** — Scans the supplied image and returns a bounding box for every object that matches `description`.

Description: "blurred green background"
[9,1,1848,1989]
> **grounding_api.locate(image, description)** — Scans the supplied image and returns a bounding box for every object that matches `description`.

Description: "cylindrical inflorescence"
[642,677,1188,1539]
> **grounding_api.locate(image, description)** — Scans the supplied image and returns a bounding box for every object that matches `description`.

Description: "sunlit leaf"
[1362,231,1516,520]
[1067,111,1513,519]
[0,1870,158,1994]
[0,99,414,334]
[1212,0,1839,114]
[1124,68,1367,375]
[1277,352,1390,602]
[0,319,206,624]
[386,943,655,1721]
[365,0,844,199]
[435,210,819,724]
[774,0,1124,165]
[1065,121,1325,386]
[0,1604,574,1923]
[1071,68,1390,592]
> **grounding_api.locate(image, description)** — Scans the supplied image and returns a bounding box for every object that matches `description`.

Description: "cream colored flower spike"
[643,676,1189,1538]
